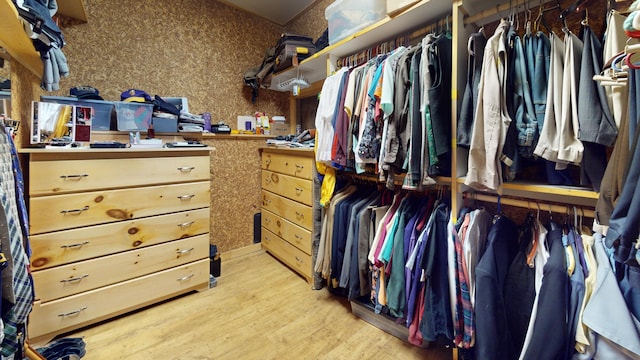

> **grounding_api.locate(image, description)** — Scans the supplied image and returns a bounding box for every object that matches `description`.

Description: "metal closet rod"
[464,0,556,26]
[465,192,596,218]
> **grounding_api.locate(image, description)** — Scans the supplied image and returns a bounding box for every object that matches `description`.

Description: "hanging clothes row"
[462,5,623,194]
[316,182,452,347]
[0,124,35,359]
[314,21,453,202]
[452,199,639,359]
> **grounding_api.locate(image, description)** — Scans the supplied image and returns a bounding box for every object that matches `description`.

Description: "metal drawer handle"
[263,199,272,205]
[178,221,195,228]
[60,274,89,283]
[177,274,194,282]
[295,164,304,171]
[295,211,304,219]
[176,248,194,256]
[61,241,90,249]
[295,187,303,194]
[177,166,195,172]
[58,306,87,317]
[264,218,271,224]
[294,234,303,242]
[60,174,88,180]
[177,194,195,200]
[264,236,270,243]
[265,159,272,165]
[265,178,271,184]
[60,206,89,215]
[295,256,302,264]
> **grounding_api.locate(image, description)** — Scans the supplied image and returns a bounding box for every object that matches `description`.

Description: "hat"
[121,89,152,103]
[70,85,103,100]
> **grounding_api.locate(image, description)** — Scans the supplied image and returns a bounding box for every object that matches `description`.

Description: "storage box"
[386,0,419,16]
[270,122,291,136]
[325,0,386,45]
[115,102,153,131]
[152,116,178,133]
[41,96,115,131]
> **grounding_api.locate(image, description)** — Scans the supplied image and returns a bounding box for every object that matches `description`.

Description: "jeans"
[37,337,86,359]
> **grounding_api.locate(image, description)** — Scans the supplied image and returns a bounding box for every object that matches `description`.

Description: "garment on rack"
[458,30,487,149]
[475,214,518,360]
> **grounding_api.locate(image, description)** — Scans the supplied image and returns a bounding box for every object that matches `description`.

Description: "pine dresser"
[23,148,211,343]
[260,147,317,284]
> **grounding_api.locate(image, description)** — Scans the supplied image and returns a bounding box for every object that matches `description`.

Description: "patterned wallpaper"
[51,0,294,124]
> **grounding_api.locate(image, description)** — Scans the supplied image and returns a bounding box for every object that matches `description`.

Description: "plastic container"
[40,96,115,131]
[325,0,386,45]
[152,117,178,133]
[114,102,153,131]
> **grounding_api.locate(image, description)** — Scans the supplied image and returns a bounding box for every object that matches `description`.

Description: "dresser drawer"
[30,181,210,234]
[30,208,210,270]
[262,229,311,281]
[28,259,209,340]
[261,152,313,180]
[262,209,311,255]
[29,156,210,196]
[261,190,312,230]
[32,234,209,302]
[261,170,312,206]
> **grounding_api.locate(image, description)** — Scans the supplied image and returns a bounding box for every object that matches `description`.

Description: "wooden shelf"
[0,0,87,79]
[456,177,600,200]
[268,0,452,91]
[57,0,88,22]
[0,0,43,77]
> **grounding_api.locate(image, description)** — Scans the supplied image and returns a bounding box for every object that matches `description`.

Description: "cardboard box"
[270,122,291,136]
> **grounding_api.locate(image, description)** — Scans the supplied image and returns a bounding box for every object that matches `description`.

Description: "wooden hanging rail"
[464,0,555,25]
[465,192,596,218]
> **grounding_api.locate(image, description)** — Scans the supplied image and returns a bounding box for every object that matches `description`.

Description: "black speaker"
[253,212,261,243]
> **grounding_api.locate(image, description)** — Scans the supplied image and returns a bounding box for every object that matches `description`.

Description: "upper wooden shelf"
[0,0,87,78]
[0,0,43,77]
[268,0,452,91]
[456,177,600,201]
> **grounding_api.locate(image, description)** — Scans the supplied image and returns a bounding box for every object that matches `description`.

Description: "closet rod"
[468,193,595,218]
[464,0,554,25]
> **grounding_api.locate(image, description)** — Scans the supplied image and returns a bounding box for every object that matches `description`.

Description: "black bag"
[14,0,65,50]
[273,33,316,73]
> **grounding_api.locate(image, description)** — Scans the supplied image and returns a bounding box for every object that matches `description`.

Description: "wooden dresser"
[23,148,211,343]
[260,147,315,283]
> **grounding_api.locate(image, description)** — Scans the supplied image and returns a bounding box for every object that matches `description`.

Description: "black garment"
[503,221,536,360]
[522,223,568,360]
[419,202,454,343]
[458,31,487,149]
[427,32,452,177]
[475,214,519,360]
[409,48,423,184]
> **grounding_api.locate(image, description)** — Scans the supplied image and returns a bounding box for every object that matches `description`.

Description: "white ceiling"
[219,0,317,26]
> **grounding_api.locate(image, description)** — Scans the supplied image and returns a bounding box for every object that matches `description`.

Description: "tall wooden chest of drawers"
[23,148,211,343]
[260,147,316,283]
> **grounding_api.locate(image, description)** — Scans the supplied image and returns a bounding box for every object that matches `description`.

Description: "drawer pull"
[58,306,87,317]
[264,218,271,224]
[295,187,303,194]
[177,166,195,172]
[176,247,194,256]
[177,274,195,282]
[263,199,272,205]
[264,178,271,184]
[295,256,302,264]
[177,194,195,200]
[60,274,89,283]
[295,164,304,171]
[265,159,272,165]
[60,241,90,249]
[294,234,303,242]
[178,221,195,228]
[60,206,90,215]
[60,174,88,180]
[295,211,305,219]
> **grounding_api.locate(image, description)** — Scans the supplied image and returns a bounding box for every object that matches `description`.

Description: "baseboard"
[221,243,263,262]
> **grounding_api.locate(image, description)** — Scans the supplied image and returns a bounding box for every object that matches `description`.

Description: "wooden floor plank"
[55,249,453,360]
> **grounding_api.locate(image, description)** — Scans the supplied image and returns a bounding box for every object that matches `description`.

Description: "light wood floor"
[62,248,453,360]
